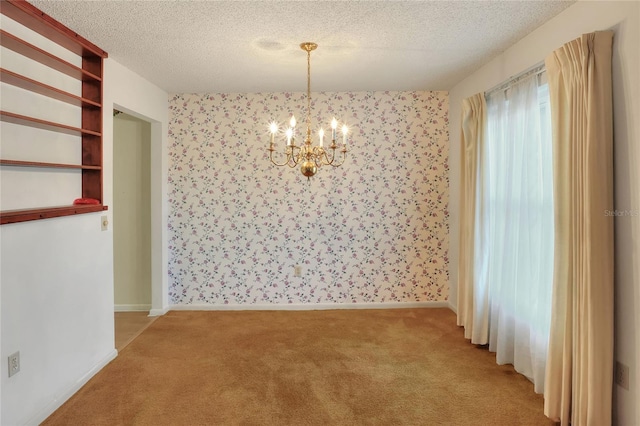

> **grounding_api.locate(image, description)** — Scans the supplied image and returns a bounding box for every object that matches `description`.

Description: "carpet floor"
[43,308,552,425]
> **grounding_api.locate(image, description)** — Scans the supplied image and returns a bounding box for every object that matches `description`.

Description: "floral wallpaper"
[168,91,449,305]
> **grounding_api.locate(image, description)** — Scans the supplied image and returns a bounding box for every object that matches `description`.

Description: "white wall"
[0,215,115,425]
[448,1,640,424]
[103,59,169,317]
[113,114,152,311]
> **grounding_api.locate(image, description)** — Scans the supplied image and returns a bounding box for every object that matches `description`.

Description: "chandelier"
[268,42,348,179]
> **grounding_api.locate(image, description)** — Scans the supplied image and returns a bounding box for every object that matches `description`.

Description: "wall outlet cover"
[615,361,630,390]
[8,351,20,377]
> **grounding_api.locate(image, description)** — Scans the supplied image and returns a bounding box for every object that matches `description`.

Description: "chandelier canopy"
[268,42,348,179]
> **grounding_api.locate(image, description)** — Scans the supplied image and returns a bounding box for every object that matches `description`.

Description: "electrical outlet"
[101,215,109,231]
[615,361,629,390]
[294,265,302,277]
[8,351,20,377]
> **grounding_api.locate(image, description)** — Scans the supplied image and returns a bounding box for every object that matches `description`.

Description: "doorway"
[113,110,152,347]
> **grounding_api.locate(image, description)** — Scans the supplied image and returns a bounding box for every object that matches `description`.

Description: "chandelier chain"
[306,48,312,137]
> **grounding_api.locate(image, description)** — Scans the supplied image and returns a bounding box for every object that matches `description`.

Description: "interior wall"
[168,91,449,306]
[113,114,152,310]
[103,59,170,317]
[0,14,114,426]
[0,51,168,425]
[0,217,114,426]
[448,1,640,424]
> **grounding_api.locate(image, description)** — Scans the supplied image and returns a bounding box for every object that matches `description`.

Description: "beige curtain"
[456,93,487,342]
[543,31,615,426]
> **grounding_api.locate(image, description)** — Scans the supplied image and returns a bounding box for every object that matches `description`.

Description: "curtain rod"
[484,61,545,96]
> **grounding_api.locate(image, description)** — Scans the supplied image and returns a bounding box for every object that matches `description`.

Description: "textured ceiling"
[28,1,575,94]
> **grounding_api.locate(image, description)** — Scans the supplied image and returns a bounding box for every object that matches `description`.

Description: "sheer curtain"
[477,71,554,393]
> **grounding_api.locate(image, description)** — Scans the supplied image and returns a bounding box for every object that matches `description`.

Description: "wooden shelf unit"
[0,0,108,225]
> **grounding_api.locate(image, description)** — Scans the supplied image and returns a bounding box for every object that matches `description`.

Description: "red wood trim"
[1,0,108,59]
[0,159,101,170]
[94,52,104,202]
[0,111,102,136]
[0,204,108,225]
[82,55,104,202]
[0,30,101,82]
[82,169,102,200]
[0,68,101,107]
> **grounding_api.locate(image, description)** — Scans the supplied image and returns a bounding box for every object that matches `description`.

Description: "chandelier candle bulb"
[269,122,278,144]
[331,118,338,140]
[286,128,293,146]
[319,128,324,147]
[290,116,296,138]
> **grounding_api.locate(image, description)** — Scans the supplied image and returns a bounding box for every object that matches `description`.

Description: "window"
[476,69,554,392]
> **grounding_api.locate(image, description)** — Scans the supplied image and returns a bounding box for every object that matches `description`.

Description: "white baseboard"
[448,301,457,314]
[148,306,170,317]
[26,349,117,426]
[114,304,152,312]
[169,301,450,311]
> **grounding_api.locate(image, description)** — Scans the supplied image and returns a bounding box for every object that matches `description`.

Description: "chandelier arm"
[269,149,292,167]
[319,147,335,166]
[292,146,305,167]
[329,149,347,167]
[269,144,303,167]
[310,147,326,167]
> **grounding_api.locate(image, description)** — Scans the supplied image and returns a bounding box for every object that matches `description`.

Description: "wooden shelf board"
[0,30,102,83]
[0,68,101,108]
[0,159,101,170]
[1,204,108,225]
[0,111,101,137]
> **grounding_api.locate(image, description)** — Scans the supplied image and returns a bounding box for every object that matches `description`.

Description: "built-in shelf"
[0,0,108,225]
[0,204,108,225]
[0,159,101,170]
[0,68,101,108]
